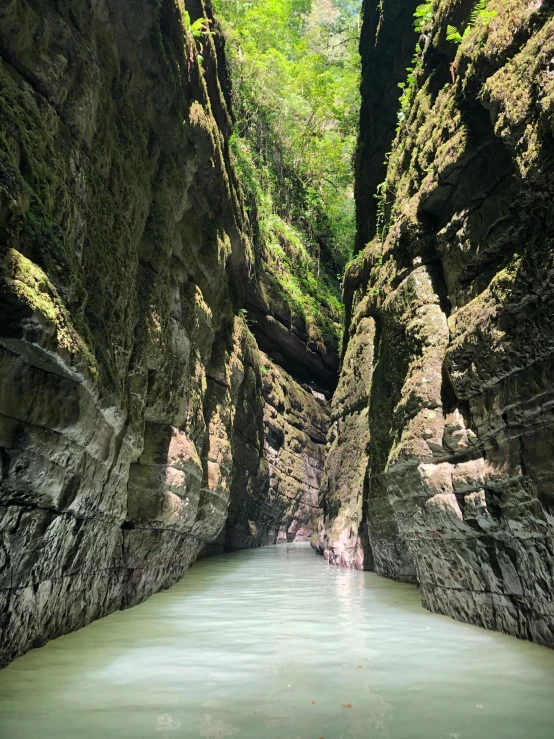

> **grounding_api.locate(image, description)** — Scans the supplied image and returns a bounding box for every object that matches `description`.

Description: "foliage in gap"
[214,0,362,351]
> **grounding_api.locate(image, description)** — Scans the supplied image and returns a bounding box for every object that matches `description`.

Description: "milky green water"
[1,544,554,739]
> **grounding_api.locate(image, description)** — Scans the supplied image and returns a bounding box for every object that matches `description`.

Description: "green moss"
[0,65,77,282]
[230,128,344,353]
[3,249,98,377]
[0,0,250,423]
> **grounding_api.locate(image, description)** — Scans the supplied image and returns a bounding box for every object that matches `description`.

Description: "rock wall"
[354,0,420,252]
[208,354,329,552]
[260,356,328,544]
[245,272,340,393]
[0,0,328,667]
[317,0,554,647]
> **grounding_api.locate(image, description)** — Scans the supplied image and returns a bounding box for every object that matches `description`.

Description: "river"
[1,543,553,738]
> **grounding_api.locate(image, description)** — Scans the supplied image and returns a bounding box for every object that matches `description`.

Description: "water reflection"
[0,544,553,738]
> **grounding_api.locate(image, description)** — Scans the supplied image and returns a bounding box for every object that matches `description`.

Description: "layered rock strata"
[260,356,328,544]
[317,0,554,646]
[245,278,339,393]
[201,353,330,554]
[0,0,328,667]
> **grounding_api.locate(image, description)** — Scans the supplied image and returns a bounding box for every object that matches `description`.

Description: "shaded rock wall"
[0,0,328,666]
[318,0,554,646]
[201,354,329,554]
[245,275,339,393]
[260,356,328,544]
[0,0,257,666]
[354,0,420,252]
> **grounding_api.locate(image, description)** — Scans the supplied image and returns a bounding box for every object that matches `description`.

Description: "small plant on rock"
[397,3,434,131]
[184,11,211,64]
[446,0,497,45]
[414,2,433,33]
[184,10,210,39]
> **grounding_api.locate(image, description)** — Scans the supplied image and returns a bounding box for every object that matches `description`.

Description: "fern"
[184,11,211,39]
[446,25,463,44]
[396,3,434,133]
[446,0,497,45]
[414,2,433,33]
[478,9,497,25]
[469,0,488,25]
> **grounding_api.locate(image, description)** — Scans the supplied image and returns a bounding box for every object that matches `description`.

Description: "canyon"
[1,0,554,674]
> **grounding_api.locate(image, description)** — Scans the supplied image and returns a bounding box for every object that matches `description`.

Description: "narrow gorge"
[1,0,554,735]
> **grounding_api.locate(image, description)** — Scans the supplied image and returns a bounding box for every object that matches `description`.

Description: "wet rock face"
[0,0,326,666]
[319,0,554,646]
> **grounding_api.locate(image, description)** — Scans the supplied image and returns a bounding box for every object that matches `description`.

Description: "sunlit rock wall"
[318,0,554,646]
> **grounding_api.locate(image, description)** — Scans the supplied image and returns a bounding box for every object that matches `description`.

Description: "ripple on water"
[1,544,554,738]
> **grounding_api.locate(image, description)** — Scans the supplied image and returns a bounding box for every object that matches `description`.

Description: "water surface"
[1,543,553,738]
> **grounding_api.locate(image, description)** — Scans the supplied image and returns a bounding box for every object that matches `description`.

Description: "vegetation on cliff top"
[215,0,361,349]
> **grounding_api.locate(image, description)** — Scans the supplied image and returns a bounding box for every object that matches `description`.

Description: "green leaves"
[216,0,360,266]
[476,8,497,26]
[183,11,211,66]
[446,1,498,46]
[215,0,357,346]
[396,47,424,132]
[414,2,433,33]
[184,11,211,39]
[469,0,497,26]
[396,3,435,132]
[446,25,463,44]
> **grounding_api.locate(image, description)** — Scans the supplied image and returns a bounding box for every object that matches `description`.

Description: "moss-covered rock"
[319,0,554,646]
[0,0,268,666]
[0,0,338,668]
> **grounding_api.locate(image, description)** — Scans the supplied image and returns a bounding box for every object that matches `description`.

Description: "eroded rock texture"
[317,0,554,646]
[260,356,328,544]
[201,354,329,554]
[0,0,328,666]
[245,270,340,392]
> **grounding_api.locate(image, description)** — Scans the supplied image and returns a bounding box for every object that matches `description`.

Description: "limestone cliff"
[0,0,330,667]
[317,0,554,647]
